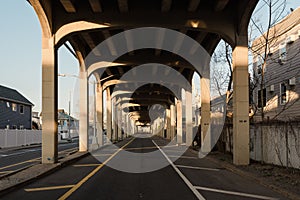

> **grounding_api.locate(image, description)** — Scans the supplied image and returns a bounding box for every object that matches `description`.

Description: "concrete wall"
[218,122,300,169]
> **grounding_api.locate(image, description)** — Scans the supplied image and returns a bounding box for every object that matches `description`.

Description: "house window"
[12,103,17,112]
[254,56,264,75]
[258,88,267,108]
[279,43,287,64]
[20,105,24,114]
[6,102,10,107]
[280,83,287,104]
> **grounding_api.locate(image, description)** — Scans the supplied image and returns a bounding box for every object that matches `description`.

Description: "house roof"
[0,85,34,106]
[252,6,300,52]
[58,111,77,121]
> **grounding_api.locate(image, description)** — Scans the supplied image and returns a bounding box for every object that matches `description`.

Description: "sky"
[0,1,78,113]
[0,1,300,114]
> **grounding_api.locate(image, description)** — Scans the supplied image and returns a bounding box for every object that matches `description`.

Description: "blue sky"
[0,1,300,114]
[0,1,78,113]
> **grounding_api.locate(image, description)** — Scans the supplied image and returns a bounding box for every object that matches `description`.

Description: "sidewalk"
[204,151,300,200]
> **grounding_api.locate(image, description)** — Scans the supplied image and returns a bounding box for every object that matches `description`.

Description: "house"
[0,85,34,129]
[57,109,79,139]
[252,7,300,122]
[39,109,79,139]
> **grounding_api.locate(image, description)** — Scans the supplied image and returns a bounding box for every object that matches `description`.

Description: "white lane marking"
[194,186,279,200]
[73,164,102,167]
[0,146,77,158]
[163,149,186,153]
[93,153,114,157]
[1,151,32,157]
[167,155,198,159]
[152,140,206,200]
[176,165,220,172]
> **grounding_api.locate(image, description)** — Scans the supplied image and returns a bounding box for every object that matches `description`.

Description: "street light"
[58,73,78,140]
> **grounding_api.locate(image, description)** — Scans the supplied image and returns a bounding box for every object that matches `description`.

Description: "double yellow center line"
[58,137,135,200]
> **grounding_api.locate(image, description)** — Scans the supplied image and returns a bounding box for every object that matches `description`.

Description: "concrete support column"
[106,88,112,142]
[161,117,165,137]
[186,90,193,146]
[201,77,211,152]
[124,114,127,138]
[96,84,103,147]
[127,116,131,136]
[166,108,171,139]
[41,36,58,163]
[117,103,122,140]
[79,71,89,152]
[112,98,117,141]
[176,100,183,144]
[232,38,250,165]
[170,104,176,140]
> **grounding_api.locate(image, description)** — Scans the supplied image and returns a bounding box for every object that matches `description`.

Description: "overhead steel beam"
[214,0,230,12]
[118,0,129,13]
[188,0,201,12]
[88,0,102,13]
[103,30,118,56]
[81,33,101,56]
[161,0,172,12]
[60,0,76,13]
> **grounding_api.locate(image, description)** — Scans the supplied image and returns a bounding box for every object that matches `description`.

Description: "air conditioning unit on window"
[278,58,284,65]
[289,77,296,86]
[286,35,296,44]
[269,84,274,92]
[268,47,275,55]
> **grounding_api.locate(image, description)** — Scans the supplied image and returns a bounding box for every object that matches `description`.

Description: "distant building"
[32,111,42,130]
[58,109,79,139]
[0,85,33,129]
[252,7,300,121]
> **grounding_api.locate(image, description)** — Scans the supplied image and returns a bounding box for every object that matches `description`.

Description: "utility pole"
[68,91,71,140]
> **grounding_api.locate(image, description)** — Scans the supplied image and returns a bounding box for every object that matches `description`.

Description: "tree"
[212,0,299,163]
[249,0,288,121]
[211,40,232,103]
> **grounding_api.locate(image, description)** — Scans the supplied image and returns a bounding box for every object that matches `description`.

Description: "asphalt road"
[0,140,78,176]
[0,135,289,200]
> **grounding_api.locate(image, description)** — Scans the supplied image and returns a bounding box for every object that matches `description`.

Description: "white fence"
[0,129,42,148]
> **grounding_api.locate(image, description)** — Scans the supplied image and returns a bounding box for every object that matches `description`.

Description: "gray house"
[0,85,34,129]
[252,7,300,122]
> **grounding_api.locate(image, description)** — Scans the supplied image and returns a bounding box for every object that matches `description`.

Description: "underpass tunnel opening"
[110,80,177,139]
[82,35,215,151]
[55,26,228,157]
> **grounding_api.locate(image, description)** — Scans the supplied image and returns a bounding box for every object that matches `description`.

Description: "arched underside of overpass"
[27,0,258,165]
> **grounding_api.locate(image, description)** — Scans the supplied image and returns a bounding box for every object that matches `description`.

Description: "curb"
[200,151,300,200]
[0,151,89,197]
[0,144,42,152]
